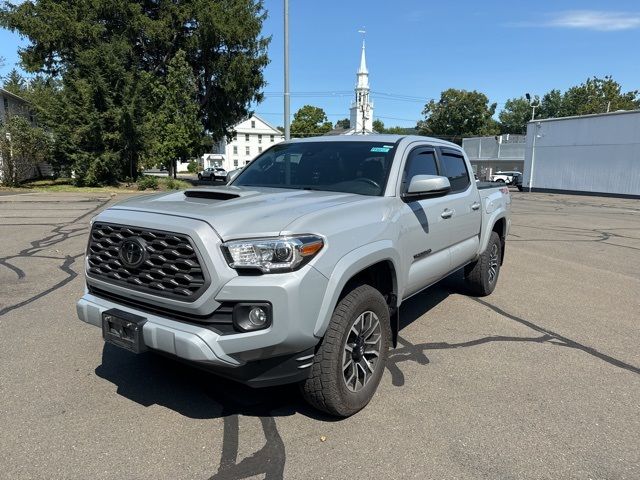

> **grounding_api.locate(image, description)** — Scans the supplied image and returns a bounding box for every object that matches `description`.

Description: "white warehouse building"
[205,114,284,172]
[524,110,640,198]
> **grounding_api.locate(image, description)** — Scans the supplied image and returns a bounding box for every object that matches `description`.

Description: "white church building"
[344,40,374,135]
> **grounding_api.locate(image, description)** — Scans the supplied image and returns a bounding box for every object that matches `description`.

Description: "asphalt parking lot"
[0,190,638,479]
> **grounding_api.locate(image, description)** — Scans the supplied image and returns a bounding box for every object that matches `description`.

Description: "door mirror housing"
[403,175,451,198]
[226,169,242,184]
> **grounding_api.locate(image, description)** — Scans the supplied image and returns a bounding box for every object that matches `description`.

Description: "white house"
[0,87,31,124]
[197,153,225,171]
[205,114,284,171]
[0,88,52,184]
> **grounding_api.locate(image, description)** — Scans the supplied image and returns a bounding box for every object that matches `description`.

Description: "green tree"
[561,76,639,116]
[385,126,417,135]
[0,0,270,185]
[533,77,640,121]
[143,50,202,178]
[335,118,350,129]
[291,105,332,137]
[372,119,385,133]
[417,89,499,137]
[2,69,27,97]
[537,89,564,119]
[498,97,533,134]
[0,116,52,186]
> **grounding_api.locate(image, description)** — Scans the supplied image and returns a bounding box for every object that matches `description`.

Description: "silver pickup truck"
[77,135,511,416]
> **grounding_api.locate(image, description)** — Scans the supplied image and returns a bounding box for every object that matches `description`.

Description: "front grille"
[87,285,233,328]
[87,223,208,301]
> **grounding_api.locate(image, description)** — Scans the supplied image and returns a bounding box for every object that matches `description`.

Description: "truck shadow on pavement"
[386,271,640,388]
[95,342,339,480]
[93,280,454,480]
[92,272,470,480]
[95,269,639,480]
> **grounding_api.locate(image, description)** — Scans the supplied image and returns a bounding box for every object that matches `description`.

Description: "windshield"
[232,141,398,196]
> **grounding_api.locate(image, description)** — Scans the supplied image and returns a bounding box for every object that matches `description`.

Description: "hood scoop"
[184,189,240,200]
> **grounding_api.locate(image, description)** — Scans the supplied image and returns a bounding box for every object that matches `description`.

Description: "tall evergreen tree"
[2,69,27,97]
[0,0,270,185]
[143,50,202,178]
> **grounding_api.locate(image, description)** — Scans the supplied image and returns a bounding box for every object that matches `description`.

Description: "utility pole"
[528,122,541,193]
[283,0,290,141]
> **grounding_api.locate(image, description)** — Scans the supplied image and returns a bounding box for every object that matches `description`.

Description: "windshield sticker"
[371,147,391,153]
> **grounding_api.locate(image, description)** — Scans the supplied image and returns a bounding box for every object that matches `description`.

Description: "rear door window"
[440,150,470,193]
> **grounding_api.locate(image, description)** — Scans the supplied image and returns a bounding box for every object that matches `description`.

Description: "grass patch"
[161,177,191,190]
[137,176,192,191]
[1,176,193,193]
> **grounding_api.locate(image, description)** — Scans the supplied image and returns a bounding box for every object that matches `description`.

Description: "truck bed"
[476,181,506,189]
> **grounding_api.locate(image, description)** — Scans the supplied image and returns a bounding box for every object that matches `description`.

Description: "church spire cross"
[357,28,368,75]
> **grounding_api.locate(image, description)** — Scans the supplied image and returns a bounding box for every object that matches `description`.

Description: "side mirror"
[404,175,451,198]
[226,169,242,184]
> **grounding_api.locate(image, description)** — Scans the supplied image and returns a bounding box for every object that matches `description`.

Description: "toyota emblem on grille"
[119,238,146,268]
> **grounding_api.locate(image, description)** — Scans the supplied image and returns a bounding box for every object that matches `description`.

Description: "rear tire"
[465,231,502,296]
[300,284,391,417]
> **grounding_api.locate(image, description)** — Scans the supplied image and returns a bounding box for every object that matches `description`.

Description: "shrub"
[162,177,190,190]
[187,160,199,173]
[137,175,159,190]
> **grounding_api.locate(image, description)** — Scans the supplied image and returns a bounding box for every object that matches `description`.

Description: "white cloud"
[548,10,640,31]
[514,10,640,31]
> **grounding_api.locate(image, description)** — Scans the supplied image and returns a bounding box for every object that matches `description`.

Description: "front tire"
[301,284,391,417]
[465,231,502,296]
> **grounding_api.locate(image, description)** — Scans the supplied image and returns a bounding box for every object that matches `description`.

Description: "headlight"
[221,235,324,273]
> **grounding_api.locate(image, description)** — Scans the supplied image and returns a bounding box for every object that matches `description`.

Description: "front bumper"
[78,263,328,386]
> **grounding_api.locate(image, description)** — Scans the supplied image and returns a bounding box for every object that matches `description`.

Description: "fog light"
[232,303,272,332]
[249,307,267,327]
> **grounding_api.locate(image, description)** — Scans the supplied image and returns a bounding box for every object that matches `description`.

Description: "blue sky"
[2,0,640,127]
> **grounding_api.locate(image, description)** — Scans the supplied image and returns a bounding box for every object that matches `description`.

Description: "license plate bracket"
[102,309,148,353]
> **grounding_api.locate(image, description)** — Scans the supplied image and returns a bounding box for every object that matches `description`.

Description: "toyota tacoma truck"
[77,135,511,417]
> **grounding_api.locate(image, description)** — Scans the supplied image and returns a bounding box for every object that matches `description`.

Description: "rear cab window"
[439,149,471,193]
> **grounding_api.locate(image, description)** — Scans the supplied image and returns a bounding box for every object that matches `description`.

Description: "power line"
[256,111,418,122]
[261,90,510,108]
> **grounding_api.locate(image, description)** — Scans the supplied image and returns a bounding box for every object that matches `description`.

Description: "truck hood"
[110,186,369,239]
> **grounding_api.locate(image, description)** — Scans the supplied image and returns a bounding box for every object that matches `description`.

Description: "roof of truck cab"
[281,134,461,149]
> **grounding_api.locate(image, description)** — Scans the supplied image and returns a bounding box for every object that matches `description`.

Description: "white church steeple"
[349,38,374,134]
